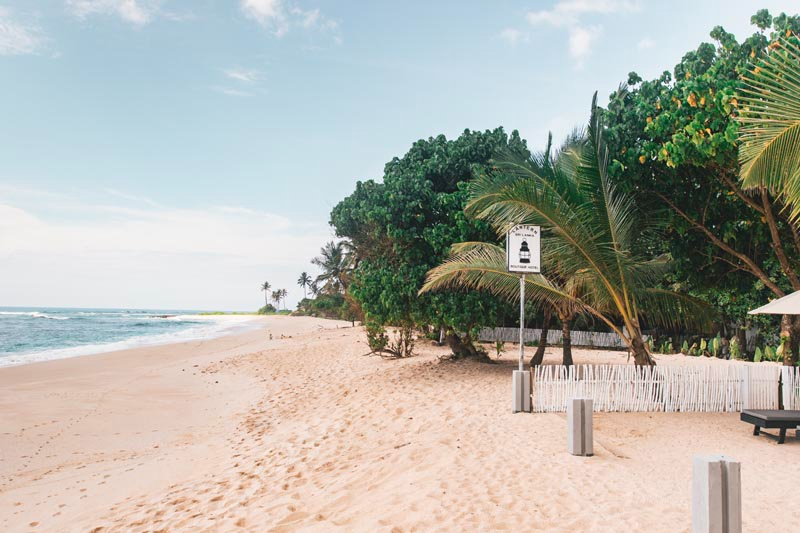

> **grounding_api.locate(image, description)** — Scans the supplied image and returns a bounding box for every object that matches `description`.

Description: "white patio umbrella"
[748,290,800,315]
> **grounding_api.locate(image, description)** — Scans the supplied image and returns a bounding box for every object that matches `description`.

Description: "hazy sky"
[1,0,798,310]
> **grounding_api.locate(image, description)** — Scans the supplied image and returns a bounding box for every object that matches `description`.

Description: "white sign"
[507,225,541,273]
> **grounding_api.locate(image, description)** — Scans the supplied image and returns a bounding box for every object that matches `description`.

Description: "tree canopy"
[331,128,528,357]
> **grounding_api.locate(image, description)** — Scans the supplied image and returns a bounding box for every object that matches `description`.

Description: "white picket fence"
[782,366,800,410]
[531,363,796,413]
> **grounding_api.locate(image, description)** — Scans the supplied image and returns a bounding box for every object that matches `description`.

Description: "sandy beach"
[1,316,798,532]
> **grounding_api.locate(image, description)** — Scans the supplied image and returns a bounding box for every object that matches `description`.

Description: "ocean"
[0,307,259,368]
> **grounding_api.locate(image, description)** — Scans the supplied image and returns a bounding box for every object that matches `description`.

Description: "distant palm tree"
[312,240,354,294]
[271,290,281,309]
[280,288,288,310]
[260,281,271,308]
[297,272,312,298]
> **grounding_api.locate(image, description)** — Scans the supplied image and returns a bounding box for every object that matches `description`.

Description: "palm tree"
[423,96,711,366]
[422,241,592,366]
[271,290,281,309]
[312,240,354,294]
[738,37,800,364]
[280,288,288,310]
[260,281,271,308]
[297,272,312,299]
[739,38,800,221]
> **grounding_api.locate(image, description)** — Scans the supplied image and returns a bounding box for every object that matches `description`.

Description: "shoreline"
[0,313,268,370]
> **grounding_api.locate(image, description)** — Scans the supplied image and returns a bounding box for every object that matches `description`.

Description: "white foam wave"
[0,317,261,368]
[0,311,69,320]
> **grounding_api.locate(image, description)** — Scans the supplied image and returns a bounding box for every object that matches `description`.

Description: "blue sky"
[1,0,798,310]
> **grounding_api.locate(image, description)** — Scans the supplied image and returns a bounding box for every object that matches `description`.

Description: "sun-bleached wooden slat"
[531,363,783,413]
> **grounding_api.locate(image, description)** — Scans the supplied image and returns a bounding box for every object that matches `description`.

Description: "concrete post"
[692,455,742,533]
[512,370,531,413]
[567,397,593,456]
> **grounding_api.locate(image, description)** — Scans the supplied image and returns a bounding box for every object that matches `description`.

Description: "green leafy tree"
[601,10,800,359]
[424,100,712,366]
[331,128,527,359]
[738,33,800,365]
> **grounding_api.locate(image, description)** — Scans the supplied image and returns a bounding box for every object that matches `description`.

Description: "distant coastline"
[0,307,264,368]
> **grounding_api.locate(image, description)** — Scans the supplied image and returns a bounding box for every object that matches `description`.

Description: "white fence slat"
[530,363,784,413]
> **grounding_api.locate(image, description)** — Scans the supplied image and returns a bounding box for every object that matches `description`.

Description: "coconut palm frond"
[739,38,800,220]
[419,242,577,307]
[635,288,715,332]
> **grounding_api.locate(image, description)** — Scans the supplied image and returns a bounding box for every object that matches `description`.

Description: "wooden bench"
[741,409,800,444]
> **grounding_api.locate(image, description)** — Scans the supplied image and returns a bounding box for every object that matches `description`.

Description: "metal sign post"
[507,225,540,413]
[519,274,525,372]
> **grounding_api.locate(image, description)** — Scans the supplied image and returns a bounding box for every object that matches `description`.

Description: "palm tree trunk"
[530,307,553,367]
[264,293,268,307]
[781,314,800,366]
[561,315,573,367]
[630,331,656,366]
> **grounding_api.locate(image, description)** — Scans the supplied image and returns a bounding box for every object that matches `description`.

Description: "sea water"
[0,307,259,368]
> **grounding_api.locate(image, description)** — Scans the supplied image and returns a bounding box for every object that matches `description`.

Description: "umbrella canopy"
[748,290,800,315]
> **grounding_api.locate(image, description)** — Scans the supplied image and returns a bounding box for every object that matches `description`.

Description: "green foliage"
[711,335,721,357]
[730,336,741,359]
[312,241,354,295]
[755,346,764,362]
[257,304,277,315]
[423,100,713,365]
[331,128,527,356]
[765,345,775,362]
[294,294,360,323]
[681,340,690,354]
[739,37,800,221]
[602,10,800,331]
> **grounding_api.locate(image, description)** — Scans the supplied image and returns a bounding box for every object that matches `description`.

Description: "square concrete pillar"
[512,370,531,413]
[567,397,593,456]
[692,455,742,533]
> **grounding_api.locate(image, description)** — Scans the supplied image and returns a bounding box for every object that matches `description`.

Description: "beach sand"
[1,317,797,531]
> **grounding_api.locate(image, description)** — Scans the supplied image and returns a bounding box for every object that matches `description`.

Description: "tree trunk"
[737,326,751,361]
[445,332,490,361]
[781,314,800,367]
[530,307,552,367]
[561,316,573,367]
[630,333,656,366]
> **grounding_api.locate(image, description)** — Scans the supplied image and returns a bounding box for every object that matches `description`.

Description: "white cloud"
[66,0,166,26]
[224,68,262,83]
[0,188,330,310]
[241,0,288,36]
[526,0,640,65]
[569,25,601,64]
[499,28,527,46]
[527,0,640,26]
[241,1,339,40]
[0,7,45,55]
[637,37,655,50]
